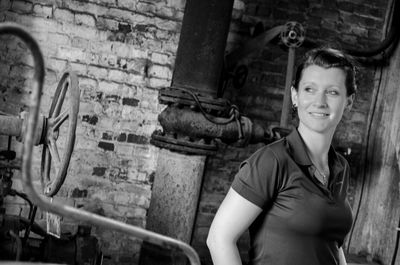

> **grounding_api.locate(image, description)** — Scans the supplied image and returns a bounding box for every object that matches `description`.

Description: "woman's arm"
[338,247,347,265]
[207,188,262,265]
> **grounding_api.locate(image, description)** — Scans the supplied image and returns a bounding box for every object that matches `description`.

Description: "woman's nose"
[314,92,328,107]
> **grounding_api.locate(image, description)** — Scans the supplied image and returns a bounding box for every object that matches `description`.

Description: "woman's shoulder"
[246,137,288,165]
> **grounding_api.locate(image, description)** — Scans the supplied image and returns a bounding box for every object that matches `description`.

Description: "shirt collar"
[286,128,312,166]
[285,128,345,174]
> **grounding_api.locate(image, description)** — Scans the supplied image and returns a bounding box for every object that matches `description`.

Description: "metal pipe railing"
[0,22,200,265]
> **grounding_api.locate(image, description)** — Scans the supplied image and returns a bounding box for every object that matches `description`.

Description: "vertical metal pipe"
[148,149,206,243]
[280,47,296,128]
[172,0,234,97]
[143,0,235,263]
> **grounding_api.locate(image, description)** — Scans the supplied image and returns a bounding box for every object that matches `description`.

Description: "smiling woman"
[292,65,353,136]
[207,47,358,265]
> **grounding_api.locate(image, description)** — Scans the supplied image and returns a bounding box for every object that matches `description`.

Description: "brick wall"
[0,0,391,264]
[0,0,185,264]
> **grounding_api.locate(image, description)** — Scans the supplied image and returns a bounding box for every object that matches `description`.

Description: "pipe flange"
[19,111,46,146]
[280,21,305,48]
[150,130,217,156]
[234,116,253,147]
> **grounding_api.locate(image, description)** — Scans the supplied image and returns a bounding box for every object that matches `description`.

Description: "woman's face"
[291,65,354,135]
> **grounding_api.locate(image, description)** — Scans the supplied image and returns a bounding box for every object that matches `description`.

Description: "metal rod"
[225,25,285,71]
[0,22,201,265]
[280,47,296,128]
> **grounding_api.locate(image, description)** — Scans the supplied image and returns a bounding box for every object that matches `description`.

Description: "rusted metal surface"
[159,87,230,113]
[157,106,266,145]
[144,2,236,263]
[172,0,234,98]
[147,150,206,242]
[141,149,206,264]
[151,130,218,155]
[0,22,201,265]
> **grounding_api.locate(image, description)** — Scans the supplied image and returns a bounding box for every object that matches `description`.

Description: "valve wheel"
[41,71,79,197]
[280,21,305,48]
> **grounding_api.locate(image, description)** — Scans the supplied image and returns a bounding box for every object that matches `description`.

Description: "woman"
[207,47,356,265]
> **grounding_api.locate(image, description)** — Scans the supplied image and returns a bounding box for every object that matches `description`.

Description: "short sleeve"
[231,147,281,209]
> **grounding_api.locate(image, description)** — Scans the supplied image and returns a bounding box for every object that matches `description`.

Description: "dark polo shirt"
[231,129,353,265]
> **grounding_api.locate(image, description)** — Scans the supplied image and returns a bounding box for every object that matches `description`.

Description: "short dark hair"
[293,47,358,96]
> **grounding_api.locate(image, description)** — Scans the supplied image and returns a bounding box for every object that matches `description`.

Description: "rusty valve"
[0,70,79,197]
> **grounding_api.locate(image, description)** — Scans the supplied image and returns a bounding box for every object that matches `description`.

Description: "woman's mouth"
[309,112,329,117]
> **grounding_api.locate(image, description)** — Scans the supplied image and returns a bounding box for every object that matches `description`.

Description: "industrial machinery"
[0,22,101,263]
[0,23,201,265]
[150,21,306,156]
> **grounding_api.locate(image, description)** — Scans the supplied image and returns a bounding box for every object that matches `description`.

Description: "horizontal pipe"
[158,106,267,144]
[0,115,23,138]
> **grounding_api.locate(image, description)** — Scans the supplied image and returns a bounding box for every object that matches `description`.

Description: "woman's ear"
[291,86,298,107]
[346,94,355,111]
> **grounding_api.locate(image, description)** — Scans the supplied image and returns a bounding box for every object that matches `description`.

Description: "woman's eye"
[304,87,313,92]
[327,90,339,95]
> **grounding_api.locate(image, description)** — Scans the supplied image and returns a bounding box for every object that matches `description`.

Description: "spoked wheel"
[41,71,79,197]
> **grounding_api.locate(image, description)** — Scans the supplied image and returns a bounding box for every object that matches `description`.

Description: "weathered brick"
[98,141,115,151]
[98,81,120,94]
[117,133,127,142]
[57,46,87,62]
[88,65,108,79]
[122,97,139,106]
[71,188,88,198]
[102,131,114,140]
[108,69,128,83]
[82,114,99,125]
[62,23,98,40]
[117,0,137,10]
[150,52,171,65]
[75,13,96,27]
[46,58,67,72]
[71,36,89,49]
[0,0,11,11]
[11,0,33,14]
[92,166,107,176]
[54,8,74,23]
[148,64,172,79]
[127,73,145,85]
[97,16,119,31]
[127,134,148,144]
[33,4,53,18]
[48,32,70,45]
[148,77,171,88]
[99,53,118,67]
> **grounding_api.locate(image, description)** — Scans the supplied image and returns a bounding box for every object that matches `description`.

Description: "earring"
[291,103,298,117]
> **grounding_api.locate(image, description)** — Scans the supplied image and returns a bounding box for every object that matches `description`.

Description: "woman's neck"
[297,125,333,164]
